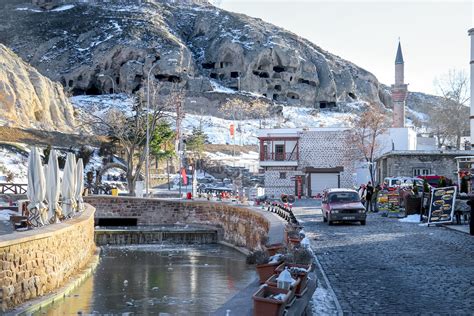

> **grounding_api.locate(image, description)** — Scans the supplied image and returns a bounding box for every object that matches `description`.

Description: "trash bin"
[111,188,118,196]
[186,192,192,200]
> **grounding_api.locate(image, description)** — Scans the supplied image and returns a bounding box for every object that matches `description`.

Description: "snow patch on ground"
[399,214,421,223]
[312,285,337,314]
[51,4,75,12]
[0,146,28,183]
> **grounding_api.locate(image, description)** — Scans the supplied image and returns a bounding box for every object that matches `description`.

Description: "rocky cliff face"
[0,44,76,132]
[0,0,392,113]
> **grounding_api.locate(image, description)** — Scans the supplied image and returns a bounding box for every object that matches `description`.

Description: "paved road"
[292,201,474,315]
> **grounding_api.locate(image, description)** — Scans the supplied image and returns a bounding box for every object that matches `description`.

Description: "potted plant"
[265,271,300,305]
[253,285,290,316]
[265,243,285,256]
[248,251,284,284]
[276,247,314,297]
[284,223,303,244]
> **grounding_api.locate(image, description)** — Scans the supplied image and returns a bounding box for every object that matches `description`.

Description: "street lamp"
[146,62,160,197]
[97,74,115,94]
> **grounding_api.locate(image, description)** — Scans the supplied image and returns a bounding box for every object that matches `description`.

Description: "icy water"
[35,244,255,315]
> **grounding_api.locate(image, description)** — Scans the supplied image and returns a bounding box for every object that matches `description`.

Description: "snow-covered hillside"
[71,94,358,145]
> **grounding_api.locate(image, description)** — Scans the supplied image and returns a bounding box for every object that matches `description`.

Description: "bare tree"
[432,69,470,149]
[349,103,389,184]
[82,82,179,195]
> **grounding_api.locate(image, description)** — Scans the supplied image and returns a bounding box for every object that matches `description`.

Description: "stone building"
[257,127,421,198]
[258,128,357,198]
[375,150,474,182]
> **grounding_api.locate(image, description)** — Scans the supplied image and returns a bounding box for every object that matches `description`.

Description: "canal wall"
[85,196,270,251]
[0,204,96,311]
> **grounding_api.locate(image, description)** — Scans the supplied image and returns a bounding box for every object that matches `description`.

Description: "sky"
[215,0,473,96]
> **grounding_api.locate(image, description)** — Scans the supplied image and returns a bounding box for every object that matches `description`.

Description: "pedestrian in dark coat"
[365,181,374,212]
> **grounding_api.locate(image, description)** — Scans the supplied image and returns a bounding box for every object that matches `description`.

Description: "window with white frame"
[413,168,431,177]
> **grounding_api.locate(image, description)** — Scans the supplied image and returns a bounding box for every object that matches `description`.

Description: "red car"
[322,189,367,225]
[416,175,446,188]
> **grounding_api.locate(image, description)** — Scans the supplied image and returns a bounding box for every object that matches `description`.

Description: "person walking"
[365,181,374,212]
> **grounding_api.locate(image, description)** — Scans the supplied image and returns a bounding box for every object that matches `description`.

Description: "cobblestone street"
[293,202,474,314]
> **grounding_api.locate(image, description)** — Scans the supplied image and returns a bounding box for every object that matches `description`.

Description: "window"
[275,144,285,161]
[413,168,431,177]
[279,172,287,179]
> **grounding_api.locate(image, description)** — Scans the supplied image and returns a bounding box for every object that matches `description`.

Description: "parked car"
[383,177,423,190]
[322,189,367,225]
[416,175,450,188]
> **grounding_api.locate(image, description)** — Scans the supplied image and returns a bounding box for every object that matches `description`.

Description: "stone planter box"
[256,260,283,284]
[253,285,291,316]
[275,263,312,297]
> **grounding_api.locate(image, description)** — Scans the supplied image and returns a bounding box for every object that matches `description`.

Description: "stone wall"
[85,196,269,251]
[378,154,459,180]
[0,205,96,311]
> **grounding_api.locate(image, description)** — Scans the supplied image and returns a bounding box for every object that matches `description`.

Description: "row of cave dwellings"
[201,55,338,109]
[61,55,186,96]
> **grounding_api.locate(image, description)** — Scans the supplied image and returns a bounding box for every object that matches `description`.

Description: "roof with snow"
[376,150,474,160]
[395,41,404,64]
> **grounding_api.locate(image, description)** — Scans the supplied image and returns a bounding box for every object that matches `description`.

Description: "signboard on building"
[428,186,457,225]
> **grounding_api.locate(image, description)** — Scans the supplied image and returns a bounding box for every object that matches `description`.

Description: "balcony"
[259,152,299,167]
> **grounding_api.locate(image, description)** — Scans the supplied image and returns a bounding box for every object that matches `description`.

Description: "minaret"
[469,28,474,144]
[391,41,408,128]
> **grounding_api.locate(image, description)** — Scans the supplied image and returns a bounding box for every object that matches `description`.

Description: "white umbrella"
[27,147,47,227]
[75,158,84,212]
[46,150,62,223]
[61,152,77,218]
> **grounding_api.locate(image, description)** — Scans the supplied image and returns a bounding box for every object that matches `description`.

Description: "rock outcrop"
[0,44,76,132]
[0,0,392,113]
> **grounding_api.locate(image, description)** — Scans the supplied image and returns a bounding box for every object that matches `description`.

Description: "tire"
[328,220,333,226]
[360,220,366,225]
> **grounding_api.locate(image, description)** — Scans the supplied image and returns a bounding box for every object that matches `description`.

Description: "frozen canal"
[35,244,255,315]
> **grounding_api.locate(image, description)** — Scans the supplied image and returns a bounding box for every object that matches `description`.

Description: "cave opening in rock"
[319,101,337,109]
[298,78,316,86]
[68,80,74,87]
[273,94,279,101]
[132,84,141,94]
[287,92,300,100]
[230,71,239,78]
[273,65,285,73]
[253,70,269,78]
[202,62,215,69]
[274,85,282,91]
[116,77,120,85]
[210,73,218,79]
[78,75,83,81]
[86,85,101,95]
[155,74,181,83]
[348,92,356,99]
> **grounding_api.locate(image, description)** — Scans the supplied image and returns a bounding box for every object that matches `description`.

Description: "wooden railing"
[0,183,27,194]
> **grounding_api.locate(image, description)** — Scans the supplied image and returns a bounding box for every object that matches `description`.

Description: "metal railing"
[260,152,298,161]
[0,183,27,194]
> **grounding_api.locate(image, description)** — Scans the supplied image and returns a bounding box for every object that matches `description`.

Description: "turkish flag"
[229,124,235,137]
[181,168,188,185]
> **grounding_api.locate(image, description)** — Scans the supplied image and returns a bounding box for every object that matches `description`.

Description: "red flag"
[181,168,188,185]
[229,124,235,137]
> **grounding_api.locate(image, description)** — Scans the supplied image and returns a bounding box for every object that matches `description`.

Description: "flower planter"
[265,273,301,304]
[288,237,301,247]
[253,285,291,316]
[256,260,282,284]
[275,263,311,297]
[284,224,303,243]
[265,243,285,256]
